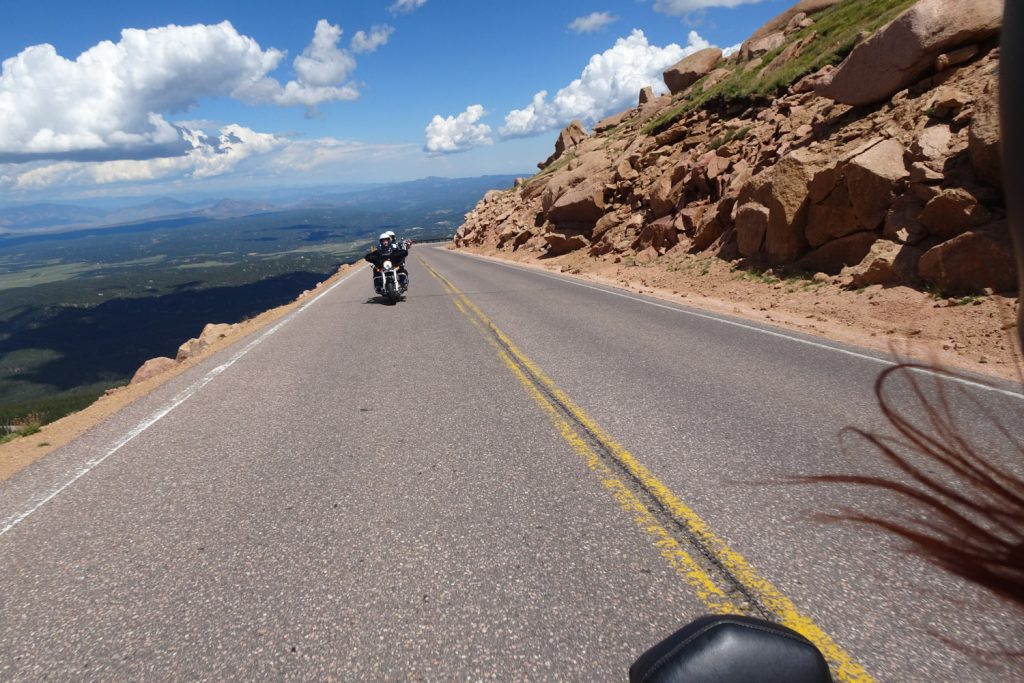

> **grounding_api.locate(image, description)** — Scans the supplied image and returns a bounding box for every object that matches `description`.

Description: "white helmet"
[385,230,397,240]
[379,232,391,241]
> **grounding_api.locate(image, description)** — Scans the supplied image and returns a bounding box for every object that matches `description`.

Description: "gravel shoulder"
[449,244,1022,382]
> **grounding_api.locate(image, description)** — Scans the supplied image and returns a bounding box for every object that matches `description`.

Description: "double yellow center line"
[424,258,873,683]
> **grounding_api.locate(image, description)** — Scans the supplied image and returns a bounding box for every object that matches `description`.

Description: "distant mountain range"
[0,175,523,236]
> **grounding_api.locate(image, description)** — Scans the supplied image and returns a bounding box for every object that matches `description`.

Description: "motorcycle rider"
[364,232,409,293]
[382,230,410,288]
[387,230,412,251]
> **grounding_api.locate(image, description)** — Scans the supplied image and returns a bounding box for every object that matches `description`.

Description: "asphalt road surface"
[2,245,1022,680]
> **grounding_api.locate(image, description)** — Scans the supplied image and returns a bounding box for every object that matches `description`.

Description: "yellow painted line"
[423,259,873,683]
[426,263,740,613]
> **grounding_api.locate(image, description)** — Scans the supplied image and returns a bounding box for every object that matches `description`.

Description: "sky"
[0,0,797,204]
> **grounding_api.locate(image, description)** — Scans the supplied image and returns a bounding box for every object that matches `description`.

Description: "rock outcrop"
[816,0,1003,105]
[454,0,1013,296]
[663,48,722,95]
[539,120,588,170]
[176,322,237,362]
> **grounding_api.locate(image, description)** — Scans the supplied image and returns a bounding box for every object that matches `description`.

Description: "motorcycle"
[374,259,405,303]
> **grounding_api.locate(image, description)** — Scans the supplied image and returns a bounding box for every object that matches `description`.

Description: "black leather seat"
[630,615,833,683]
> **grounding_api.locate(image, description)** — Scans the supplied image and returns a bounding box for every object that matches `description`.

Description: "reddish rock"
[544,232,590,256]
[969,86,1002,188]
[936,44,979,71]
[843,240,923,287]
[918,221,1018,293]
[927,86,972,117]
[735,203,770,256]
[692,212,723,252]
[919,188,991,239]
[663,48,723,95]
[744,0,842,47]
[816,0,1003,106]
[798,231,878,275]
[547,180,607,225]
[763,150,818,264]
[743,31,786,60]
[594,109,630,133]
[648,174,678,218]
[633,246,659,264]
[884,194,927,244]
[639,86,654,105]
[539,120,588,169]
[176,338,206,362]
[807,180,860,247]
[791,64,834,94]
[633,216,679,254]
[130,357,177,385]
[845,139,909,232]
[911,125,952,161]
[678,205,708,235]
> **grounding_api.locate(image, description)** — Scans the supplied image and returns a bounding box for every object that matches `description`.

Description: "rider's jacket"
[364,246,408,268]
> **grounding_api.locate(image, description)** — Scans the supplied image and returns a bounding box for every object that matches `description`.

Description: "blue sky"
[0,0,794,203]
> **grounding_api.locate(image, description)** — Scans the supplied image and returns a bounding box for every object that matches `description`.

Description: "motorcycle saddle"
[629,614,833,683]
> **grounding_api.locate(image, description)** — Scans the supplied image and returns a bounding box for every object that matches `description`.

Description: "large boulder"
[547,180,607,225]
[763,149,819,264]
[841,240,923,287]
[648,173,679,218]
[918,188,991,239]
[130,357,177,385]
[844,139,910,231]
[632,216,679,254]
[918,221,1018,293]
[735,203,770,256]
[807,140,908,246]
[544,232,590,256]
[540,149,611,212]
[663,48,723,95]
[816,0,1003,106]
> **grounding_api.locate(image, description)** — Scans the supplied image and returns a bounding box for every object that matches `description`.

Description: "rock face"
[453,3,1010,299]
[663,48,722,94]
[817,0,1003,106]
[130,357,177,385]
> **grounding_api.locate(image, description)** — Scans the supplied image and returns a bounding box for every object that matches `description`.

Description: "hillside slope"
[453,0,1017,375]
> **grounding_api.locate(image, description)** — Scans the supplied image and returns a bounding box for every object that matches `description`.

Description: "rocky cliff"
[454,0,1013,297]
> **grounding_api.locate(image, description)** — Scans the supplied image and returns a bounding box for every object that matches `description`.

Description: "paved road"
[1,246,1022,680]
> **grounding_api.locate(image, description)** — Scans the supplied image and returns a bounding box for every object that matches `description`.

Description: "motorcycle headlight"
[383,260,392,269]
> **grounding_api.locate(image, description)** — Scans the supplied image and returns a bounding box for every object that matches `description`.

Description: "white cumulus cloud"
[424,104,493,154]
[653,0,766,15]
[240,19,360,111]
[500,29,709,138]
[351,25,395,54]
[5,123,283,190]
[0,20,363,163]
[569,12,619,33]
[389,0,427,15]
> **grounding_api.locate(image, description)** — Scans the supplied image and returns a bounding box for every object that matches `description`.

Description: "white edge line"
[0,264,367,537]
[443,249,1024,401]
